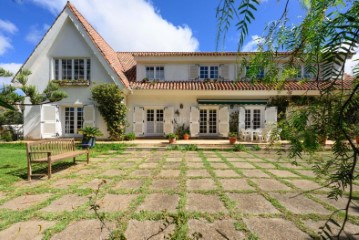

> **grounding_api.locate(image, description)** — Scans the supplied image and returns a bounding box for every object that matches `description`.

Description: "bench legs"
[48,159,52,179]
[73,157,76,163]
[27,161,32,181]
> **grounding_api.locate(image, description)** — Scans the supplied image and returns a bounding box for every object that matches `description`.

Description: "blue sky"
[0,0,355,75]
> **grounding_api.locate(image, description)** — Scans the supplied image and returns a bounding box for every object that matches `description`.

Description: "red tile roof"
[127,52,292,57]
[130,80,353,91]
[67,2,130,87]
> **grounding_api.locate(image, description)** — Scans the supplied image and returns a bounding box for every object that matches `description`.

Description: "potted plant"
[166,133,177,144]
[78,126,103,148]
[183,128,190,140]
[228,132,237,144]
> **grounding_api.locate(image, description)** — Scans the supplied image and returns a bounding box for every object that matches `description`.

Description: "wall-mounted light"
[180,103,183,109]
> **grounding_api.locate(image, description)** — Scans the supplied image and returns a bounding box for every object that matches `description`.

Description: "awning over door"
[197,99,268,105]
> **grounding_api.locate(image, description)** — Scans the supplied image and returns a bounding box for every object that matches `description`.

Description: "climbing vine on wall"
[91,83,127,140]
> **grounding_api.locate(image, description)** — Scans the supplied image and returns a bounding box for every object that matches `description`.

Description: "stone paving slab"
[228,193,279,214]
[75,169,97,175]
[187,169,210,177]
[252,179,292,191]
[303,219,359,239]
[219,178,255,191]
[113,179,143,190]
[125,220,176,240]
[287,179,325,191]
[0,220,56,240]
[98,194,138,212]
[100,169,123,177]
[270,192,330,215]
[213,170,240,177]
[187,157,203,162]
[209,162,230,169]
[186,162,204,168]
[158,169,180,178]
[187,179,216,191]
[267,169,299,178]
[206,157,222,162]
[244,217,310,240]
[0,193,51,211]
[295,170,317,178]
[243,157,266,162]
[253,162,277,168]
[139,162,158,168]
[162,162,181,169]
[131,169,153,177]
[137,193,179,212]
[186,193,227,213]
[117,162,135,168]
[188,219,245,239]
[40,194,86,212]
[313,194,359,216]
[166,158,182,162]
[150,179,179,190]
[51,179,78,189]
[81,179,108,190]
[51,219,114,240]
[232,162,256,169]
[279,163,305,169]
[242,169,270,178]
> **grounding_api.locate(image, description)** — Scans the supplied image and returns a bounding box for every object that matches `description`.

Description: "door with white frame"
[146,109,164,136]
[244,107,264,130]
[199,108,218,135]
[63,106,84,136]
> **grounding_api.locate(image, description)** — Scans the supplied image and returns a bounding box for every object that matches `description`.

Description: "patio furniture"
[239,128,251,141]
[26,138,90,180]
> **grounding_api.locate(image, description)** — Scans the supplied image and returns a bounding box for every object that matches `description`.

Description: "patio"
[0,149,358,239]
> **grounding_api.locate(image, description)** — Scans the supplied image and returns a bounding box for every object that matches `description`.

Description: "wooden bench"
[26,138,90,180]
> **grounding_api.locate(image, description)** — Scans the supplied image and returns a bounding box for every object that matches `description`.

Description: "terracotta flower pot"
[356,136,359,145]
[183,134,190,140]
[169,138,176,144]
[229,137,237,145]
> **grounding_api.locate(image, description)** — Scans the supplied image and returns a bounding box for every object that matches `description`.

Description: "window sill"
[52,80,90,86]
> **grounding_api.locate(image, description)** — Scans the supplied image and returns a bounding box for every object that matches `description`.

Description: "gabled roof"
[66,2,130,88]
[126,52,292,57]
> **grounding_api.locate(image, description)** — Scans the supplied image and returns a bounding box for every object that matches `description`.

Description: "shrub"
[233,143,246,152]
[1,130,13,142]
[78,126,103,138]
[167,144,198,151]
[251,145,261,151]
[166,133,177,139]
[124,132,136,141]
[228,132,237,138]
[91,84,127,140]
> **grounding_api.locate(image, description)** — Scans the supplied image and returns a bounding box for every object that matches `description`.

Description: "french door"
[64,107,83,134]
[245,109,261,129]
[146,109,164,135]
[199,109,217,134]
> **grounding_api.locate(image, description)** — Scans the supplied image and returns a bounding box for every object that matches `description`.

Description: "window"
[64,107,83,134]
[246,66,264,79]
[295,66,302,79]
[54,58,91,80]
[145,66,164,80]
[304,68,314,79]
[200,66,218,79]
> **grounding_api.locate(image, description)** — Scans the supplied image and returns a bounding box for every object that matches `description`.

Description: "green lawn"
[0,143,128,191]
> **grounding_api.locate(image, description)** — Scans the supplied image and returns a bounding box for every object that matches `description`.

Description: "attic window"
[199,66,218,79]
[146,66,164,80]
[54,58,91,80]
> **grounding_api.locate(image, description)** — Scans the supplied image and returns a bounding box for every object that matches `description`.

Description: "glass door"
[200,109,217,134]
[146,109,164,135]
[244,108,261,130]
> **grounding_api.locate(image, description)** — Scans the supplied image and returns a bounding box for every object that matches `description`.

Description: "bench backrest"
[27,139,75,161]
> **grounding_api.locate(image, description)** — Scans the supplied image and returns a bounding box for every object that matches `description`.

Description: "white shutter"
[218,106,229,137]
[265,106,278,128]
[83,105,95,127]
[163,106,174,135]
[238,107,245,131]
[41,105,59,138]
[221,64,229,80]
[189,65,198,80]
[190,106,200,137]
[133,107,145,137]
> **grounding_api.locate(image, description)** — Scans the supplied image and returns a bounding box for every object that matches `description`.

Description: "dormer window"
[200,66,218,79]
[54,58,91,80]
[146,66,164,80]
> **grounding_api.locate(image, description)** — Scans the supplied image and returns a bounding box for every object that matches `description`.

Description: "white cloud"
[0,35,12,56]
[26,24,50,44]
[0,63,22,86]
[0,19,18,34]
[242,35,265,52]
[345,50,358,75]
[29,0,199,51]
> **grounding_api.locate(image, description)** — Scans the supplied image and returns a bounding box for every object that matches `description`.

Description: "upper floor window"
[200,66,218,79]
[246,66,264,79]
[54,58,91,80]
[146,66,164,80]
[295,66,302,79]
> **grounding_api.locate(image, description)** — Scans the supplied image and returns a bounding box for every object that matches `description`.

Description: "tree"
[217,0,358,238]
[0,67,68,110]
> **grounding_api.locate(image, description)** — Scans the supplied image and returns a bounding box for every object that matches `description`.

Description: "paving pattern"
[0,149,358,239]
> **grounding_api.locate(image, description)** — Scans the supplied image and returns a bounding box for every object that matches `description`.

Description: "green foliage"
[43,81,68,102]
[175,124,190,139]
[0,110,23,125]
[78,126,103,138]
[167,144,198,151]
[233,143,246,152]
[124,132,136,141]
[251,144,261,151]
[91,83,128,140]
[228,132,237,137]
[0,130,13,142]
[166,133,177,139]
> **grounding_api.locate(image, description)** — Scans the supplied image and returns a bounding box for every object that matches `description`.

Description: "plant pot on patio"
[78,126,103,148]
[183,133,190,140]
[166,133,177,144]
[228,132,237,144]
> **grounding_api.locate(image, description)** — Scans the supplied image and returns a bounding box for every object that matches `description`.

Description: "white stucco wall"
[23,15,116,139]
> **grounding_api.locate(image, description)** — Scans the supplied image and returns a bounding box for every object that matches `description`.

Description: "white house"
[20,2,352,140]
